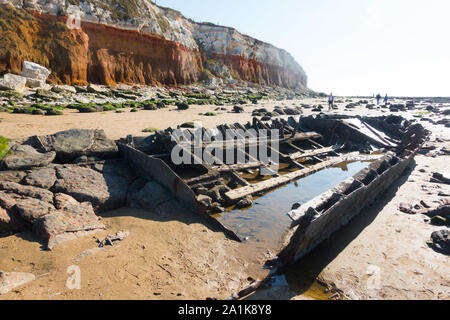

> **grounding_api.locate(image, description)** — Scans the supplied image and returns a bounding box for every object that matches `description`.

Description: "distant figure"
[384,94,389,105]
[376,93,382,105]
[328,93,334,111]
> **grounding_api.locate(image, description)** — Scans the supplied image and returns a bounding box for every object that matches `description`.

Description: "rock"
[143,103,157,110]
[209,202,225,214]
[127,180,172,211]
[0,181,54,203]
[21,61,50,81]
[424,205,450,218]
[25,78,45,89]
[87,84,109,95]
[233,106,244,113]
[0,74,27,93]
[431,172,450,185]
[33,194,105,250]
[53,164,135,212]
[420,200,431,209]
[291,203,302,210]
[430,216,447,227]
[0,171,26,184]
[197,194,213,208]
[36,129,119,162]
[0,271,36,295]
[77,105,103,113]
[398,202,416,215]
[428,230,450,254]
[0,206,25,235]
[176,102,189,110]
[0,192,17,210]
[284,108,301,115]
[32,109,45,115]
[15,198,56,224]
[236,196,253,209]
[1,144,56,170]
[51,85,76,94]
[23,167,57,189]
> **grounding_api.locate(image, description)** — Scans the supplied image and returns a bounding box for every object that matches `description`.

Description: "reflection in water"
[215,161,371,253]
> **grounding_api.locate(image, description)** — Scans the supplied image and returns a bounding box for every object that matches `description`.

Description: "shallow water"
[215,161,371,252]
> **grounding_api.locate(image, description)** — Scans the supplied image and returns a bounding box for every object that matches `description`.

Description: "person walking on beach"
[328,93,334,111]
[384,94,389,105]
[376,93,382,105]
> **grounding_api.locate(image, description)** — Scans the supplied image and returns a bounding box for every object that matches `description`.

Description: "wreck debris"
[431,172,450,185]
[96,231,130,247]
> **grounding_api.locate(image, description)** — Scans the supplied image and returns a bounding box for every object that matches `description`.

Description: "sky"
[156,0,450,97]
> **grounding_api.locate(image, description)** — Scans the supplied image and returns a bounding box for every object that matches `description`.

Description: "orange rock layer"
[0,5,304,88]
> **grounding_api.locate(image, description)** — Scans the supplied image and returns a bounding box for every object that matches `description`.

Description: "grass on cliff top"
[0,136,10,160]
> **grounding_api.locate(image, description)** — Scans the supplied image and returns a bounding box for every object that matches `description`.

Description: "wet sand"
[0,97,449,300]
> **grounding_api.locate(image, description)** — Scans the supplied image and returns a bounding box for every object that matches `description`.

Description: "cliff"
[0,0,308,89]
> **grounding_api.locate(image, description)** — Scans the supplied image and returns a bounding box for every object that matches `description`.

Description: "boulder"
[233,106,244,113]
[15,198,56,224]
[429,230,450,254]
[1,144,56,170]
[424,205,450,218]
[127,180,172,211]
[176,102,189,110]
[399,202,416,215]
[23,167,57,189]
[197,195,213,208]
[33,194,105,250]
[53,164,135,212]
[36,129,119,162]
[0,182,54,204]
[0,271,35,295]
[21,61,50,81]
[51,85,76,94]
[0,207,26,236]
[87,84,109,95]
[0,171,26,184]
[0,74,27,93]
[236,195,253,209]
[25,78,45,89]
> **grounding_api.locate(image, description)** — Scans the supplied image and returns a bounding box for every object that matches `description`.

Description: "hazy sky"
[157,0,449,97]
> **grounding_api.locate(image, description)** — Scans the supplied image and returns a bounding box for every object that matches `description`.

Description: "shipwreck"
[0,114,428,269]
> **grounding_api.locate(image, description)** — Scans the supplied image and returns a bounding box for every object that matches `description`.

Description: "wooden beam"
[225,154,383,201]
[289,146,335,161]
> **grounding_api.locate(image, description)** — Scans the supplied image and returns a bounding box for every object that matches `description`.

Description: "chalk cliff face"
[0,0,308,89]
